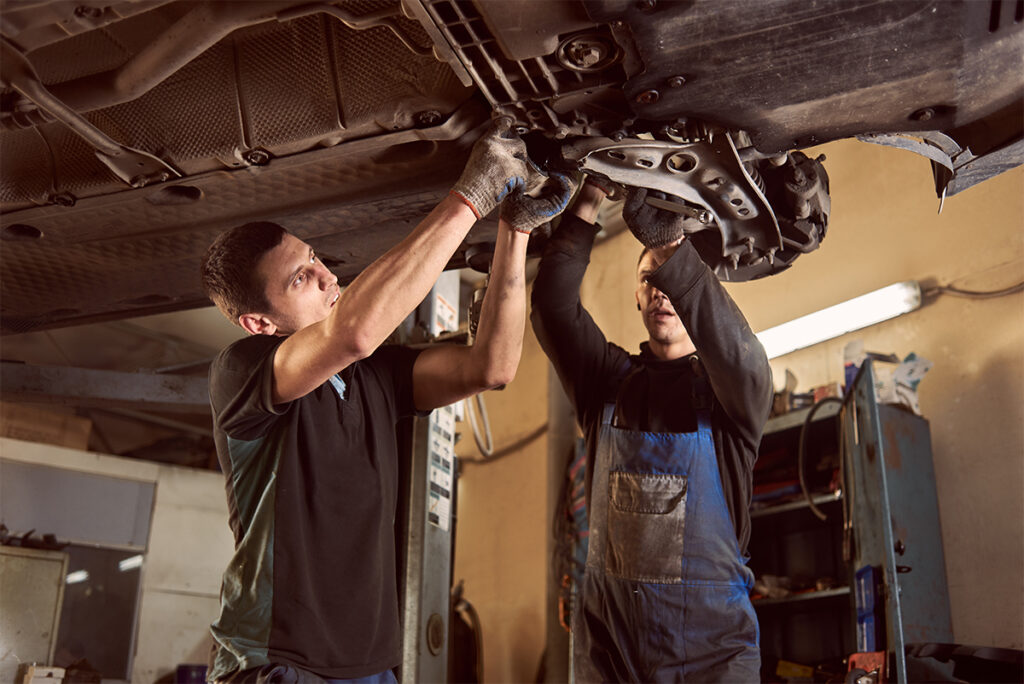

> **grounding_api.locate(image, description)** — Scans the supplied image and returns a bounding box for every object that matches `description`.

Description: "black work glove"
[500,172,578,234]
[622,187,690,248]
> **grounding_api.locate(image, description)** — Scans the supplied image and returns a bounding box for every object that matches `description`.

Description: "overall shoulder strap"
[689,356,714,435]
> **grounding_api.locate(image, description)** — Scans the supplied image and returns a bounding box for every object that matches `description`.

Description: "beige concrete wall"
[723,139,1024,649]
[453,138,1023,677]
[453,321,551,682]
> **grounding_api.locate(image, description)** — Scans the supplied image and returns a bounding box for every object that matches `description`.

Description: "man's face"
[254,232,340,335]
[636,251,689,348]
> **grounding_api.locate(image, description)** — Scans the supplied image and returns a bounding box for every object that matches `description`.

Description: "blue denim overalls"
[573,380,760,682]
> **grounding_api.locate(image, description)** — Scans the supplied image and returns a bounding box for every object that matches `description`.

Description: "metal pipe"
[1,38,181,186]
[5,1,429,130]
[48,2,287,115]
[278,3,433,57]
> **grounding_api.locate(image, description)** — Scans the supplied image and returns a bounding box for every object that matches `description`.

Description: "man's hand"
[623,187,692,248]
[583,174,624,201]
[451,118,534,220]
[500,172,577,234]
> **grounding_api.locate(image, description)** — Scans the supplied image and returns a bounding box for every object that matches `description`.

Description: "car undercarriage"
[1,0,1021,334]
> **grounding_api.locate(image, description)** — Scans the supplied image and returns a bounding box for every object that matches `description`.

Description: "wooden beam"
[1,362,210,414]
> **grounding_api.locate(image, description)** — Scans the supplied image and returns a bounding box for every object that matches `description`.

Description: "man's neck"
[647,338,697,361]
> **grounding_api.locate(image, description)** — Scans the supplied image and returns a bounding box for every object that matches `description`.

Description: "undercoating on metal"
[407,0,1021,278]
[1,0,1021,333]
[1,1,478,333]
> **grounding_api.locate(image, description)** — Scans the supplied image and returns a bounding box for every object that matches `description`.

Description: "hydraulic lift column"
[398,271,460,682]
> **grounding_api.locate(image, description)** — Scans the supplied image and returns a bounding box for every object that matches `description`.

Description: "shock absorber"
[743,162,767,194]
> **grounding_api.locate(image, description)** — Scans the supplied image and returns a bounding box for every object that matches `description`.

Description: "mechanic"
[531,179,773,681]
[199,119,573,683]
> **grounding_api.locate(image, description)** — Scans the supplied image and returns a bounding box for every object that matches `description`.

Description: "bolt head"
[74,5,103,18]
[668,75,686,88]
[244,149,270,166]
[911,107,935,122]
[635,89,660,105]
[130,175,148,188]
[415,110,443,127]
[636,0,656,9]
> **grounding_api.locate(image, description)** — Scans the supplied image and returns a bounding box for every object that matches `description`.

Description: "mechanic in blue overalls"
[530,179,773,681]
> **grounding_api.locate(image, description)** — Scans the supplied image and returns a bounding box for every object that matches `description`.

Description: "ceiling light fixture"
[756,281,923,359]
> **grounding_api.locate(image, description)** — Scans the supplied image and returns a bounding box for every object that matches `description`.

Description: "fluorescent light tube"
[756,281,922,359]
[66,570,89,584]
[119,554,143,571]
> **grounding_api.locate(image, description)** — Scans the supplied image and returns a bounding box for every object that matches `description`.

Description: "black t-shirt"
[207,334,422,680]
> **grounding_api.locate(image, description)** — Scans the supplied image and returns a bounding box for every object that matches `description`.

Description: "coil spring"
[743,162,766,194]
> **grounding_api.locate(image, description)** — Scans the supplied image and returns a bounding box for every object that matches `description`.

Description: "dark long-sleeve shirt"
[530,214,773,555]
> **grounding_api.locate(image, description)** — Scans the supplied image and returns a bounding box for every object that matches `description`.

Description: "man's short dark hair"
[201,221,288,325]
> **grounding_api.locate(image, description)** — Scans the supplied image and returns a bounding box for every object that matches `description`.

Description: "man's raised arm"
[412,172,577,411]
[272,120,534,404]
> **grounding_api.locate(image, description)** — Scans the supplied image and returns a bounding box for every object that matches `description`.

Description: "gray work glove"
[500,172,578,234]
[622,187,690,248]
[451,118,532,219]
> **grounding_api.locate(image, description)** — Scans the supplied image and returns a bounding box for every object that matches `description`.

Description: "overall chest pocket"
[605,471,688,584]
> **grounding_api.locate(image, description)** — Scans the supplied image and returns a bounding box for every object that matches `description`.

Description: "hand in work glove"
[500,172,578,234]
[582,174,625,201]
[451,118,534,220]
[622,187,692,248]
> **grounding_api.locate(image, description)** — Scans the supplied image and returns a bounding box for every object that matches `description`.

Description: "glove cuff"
[449,189,484,220]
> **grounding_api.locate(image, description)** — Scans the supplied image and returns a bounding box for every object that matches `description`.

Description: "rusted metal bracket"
[563,133,782,261]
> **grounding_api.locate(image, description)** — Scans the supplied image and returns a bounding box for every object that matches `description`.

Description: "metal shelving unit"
[750,394,852,680]
[751,490,842,519]
[750,362,953,683]
[752,586,851,608]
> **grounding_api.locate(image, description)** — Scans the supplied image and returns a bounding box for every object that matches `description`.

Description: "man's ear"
[634,290,642,311]
[238,313,277,336]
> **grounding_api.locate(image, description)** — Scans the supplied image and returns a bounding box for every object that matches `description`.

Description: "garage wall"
[721,139,1024,649]
[0,438,233,682]
[453,326,552,682]
[454,138,1023,677]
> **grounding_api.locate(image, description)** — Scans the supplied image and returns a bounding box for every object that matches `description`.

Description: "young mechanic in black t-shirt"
[199,121,573,683]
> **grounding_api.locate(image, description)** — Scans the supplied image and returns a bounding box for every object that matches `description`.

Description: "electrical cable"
[797,396,844,521]
[460,423,549,464]
[840,404,855,564]
[923,280,1024,299]
[452,594,484,682]
[464,392,493,458]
